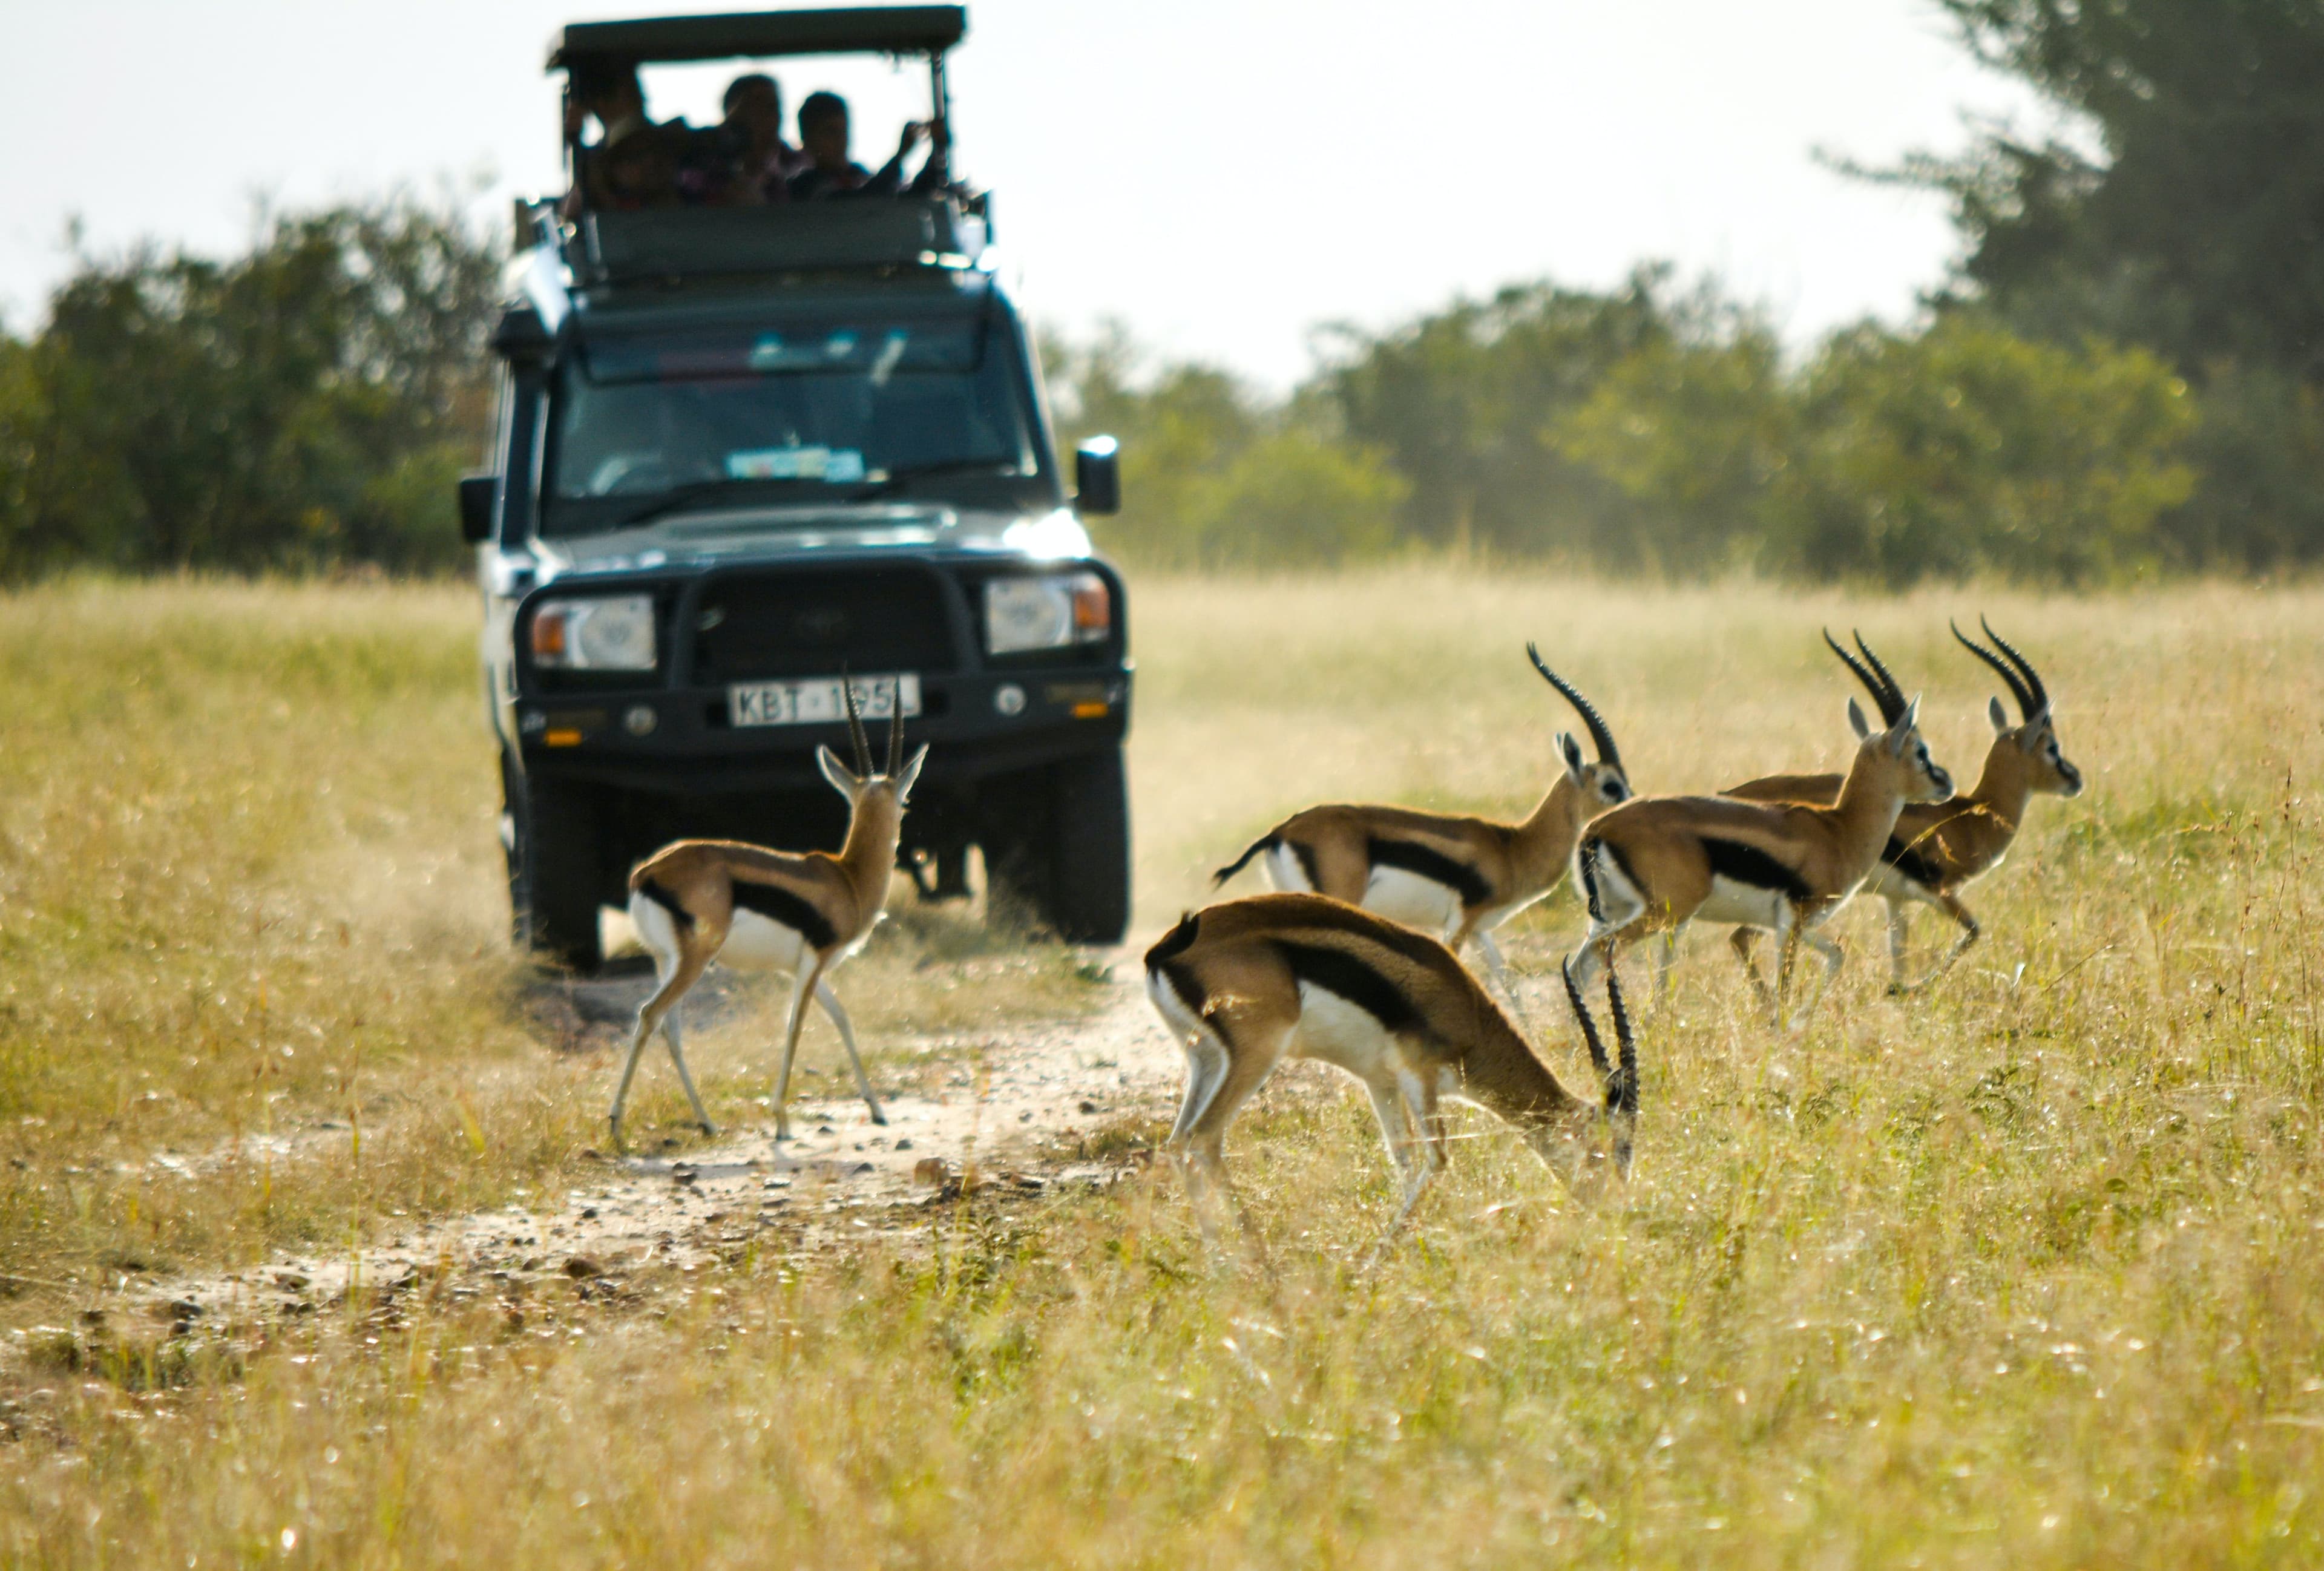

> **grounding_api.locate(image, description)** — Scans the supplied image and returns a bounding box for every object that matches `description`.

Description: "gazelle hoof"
[698,1121,718,1137]
[869,1109,888,1126]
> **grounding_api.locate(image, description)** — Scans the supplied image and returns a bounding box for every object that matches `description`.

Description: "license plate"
[727,672,922,729]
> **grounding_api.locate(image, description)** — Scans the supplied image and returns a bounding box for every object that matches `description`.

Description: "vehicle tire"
[513,771,605,971]
[1043,748,1132,943]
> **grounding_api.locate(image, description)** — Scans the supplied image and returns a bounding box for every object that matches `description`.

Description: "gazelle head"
[1953,617,2083,799]
[1827,629,1953,804]
[815,675,931,824]
[1527,643,1630,809]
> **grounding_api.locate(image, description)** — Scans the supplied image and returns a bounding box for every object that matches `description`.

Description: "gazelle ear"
[1847,697,1873,741]
[893,743,930,801]
[1989,695,2011,735]
[1557,732,1588,786]
[816,745,860,797]
[1888,695,1922,755]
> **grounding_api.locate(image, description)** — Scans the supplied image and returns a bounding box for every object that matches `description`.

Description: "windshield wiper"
[603,478,787,531]
[849,458,1022,500]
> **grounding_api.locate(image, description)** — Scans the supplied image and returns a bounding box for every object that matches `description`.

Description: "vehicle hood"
[531,502,1094,579]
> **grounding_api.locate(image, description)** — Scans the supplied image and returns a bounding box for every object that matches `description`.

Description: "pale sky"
[0,0,2046,387]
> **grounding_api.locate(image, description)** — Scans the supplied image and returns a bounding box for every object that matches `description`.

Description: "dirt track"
[136,970,1185,1328]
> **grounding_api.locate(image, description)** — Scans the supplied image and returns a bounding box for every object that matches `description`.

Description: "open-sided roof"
[547,7,966,70]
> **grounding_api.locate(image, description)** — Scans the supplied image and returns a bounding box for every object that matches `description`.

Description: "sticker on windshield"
[725,447,866,482]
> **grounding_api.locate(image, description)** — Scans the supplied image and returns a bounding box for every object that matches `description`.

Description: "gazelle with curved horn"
[1144,891,1637,1256]
[1568,632,1954,1028]
[608,677,928,1145]
[1724,618,2083,990]
[1210,644,1632,1020]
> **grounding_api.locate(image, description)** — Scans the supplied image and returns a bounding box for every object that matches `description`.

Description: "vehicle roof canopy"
[546,6,965,70]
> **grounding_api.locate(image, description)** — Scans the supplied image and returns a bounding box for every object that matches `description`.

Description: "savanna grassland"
[2,569,2321,1567]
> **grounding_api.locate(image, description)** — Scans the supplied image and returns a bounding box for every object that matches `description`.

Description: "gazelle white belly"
[1292,982,1402,1080]
[630,888,685,969]
[1696,877,1794,931]
[717,908,811,972]
[1263,842,1313,893]
[1362,867,1463,941]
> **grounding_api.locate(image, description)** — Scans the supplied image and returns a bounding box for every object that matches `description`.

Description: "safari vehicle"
[462,5,1131,970]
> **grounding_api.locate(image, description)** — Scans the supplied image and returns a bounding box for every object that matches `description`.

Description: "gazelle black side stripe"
[1367,836,1493,907]
[635,878,696,931]
[1275,940,1422,1033]
[1702,837,1814,901]
[730,878,839,951]
[1883,835,1945,890]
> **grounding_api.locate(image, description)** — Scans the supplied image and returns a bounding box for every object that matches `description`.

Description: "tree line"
[2,0,2317,583]
[1060,0,2324,580]
[0,201,499,579]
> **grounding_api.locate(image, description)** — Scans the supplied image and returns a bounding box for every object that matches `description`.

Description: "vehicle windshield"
[540,306,1043,536]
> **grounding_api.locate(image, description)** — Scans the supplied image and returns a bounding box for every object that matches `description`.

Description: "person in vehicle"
[719,73,801,203]
[565,61,691,211]
[786,91,949,200]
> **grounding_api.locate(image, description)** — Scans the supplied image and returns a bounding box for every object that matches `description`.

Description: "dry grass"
[4,568,2323,1565]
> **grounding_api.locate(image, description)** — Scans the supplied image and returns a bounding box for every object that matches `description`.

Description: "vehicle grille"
[691,568,956,683]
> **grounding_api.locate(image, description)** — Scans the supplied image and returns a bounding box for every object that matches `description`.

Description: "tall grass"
[3,569,2322,1565]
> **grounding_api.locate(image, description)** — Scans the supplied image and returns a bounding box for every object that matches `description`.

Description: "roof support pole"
[928,50,953,186]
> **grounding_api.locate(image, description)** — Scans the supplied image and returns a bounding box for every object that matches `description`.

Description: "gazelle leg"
[1883,898,1914,992]
[1570,914,1650,997]
[1652,930,1681,1008]
[769,959,826,1143]
[1770,907,1800,1029]
[1789,928,1846,1029]
[1360,1067,1445,1270]
[1900,893,1980,992]
[1471,930,1534,1032]
[1730,927,1778,1020]
[1361,1075,1420,1177]
[814,977,886,1126]
[1175,1020,1293,1253]
[1170,1032,1233,1149]
[610,946,711,1146]
[658,1003,717,1136]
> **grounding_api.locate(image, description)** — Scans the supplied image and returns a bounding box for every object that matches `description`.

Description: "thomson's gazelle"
[1211,645,1630,1018]
[1570,632,1953,1027]
[610,681,927,1145]
[1725,618,2083,990]
[1144,892,1637,1255]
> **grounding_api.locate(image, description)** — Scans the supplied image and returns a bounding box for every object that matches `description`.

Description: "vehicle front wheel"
[1046,749,1132,943]
[985,750,1131,943]
[508,767,606,972]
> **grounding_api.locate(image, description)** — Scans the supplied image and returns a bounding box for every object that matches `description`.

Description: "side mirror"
[1074,436,1120,516]
[459,474,498,544]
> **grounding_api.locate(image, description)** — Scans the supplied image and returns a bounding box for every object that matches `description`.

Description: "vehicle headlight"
[531,594,658,671]
[984,572,1110,655]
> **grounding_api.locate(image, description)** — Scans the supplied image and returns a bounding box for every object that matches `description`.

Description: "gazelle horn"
[1823,628,1906,726]
[841,665,872,775]
[1980,615,2051,720]
[1951,618,2037,722]
[1527,642,1622,770]
[887,683,905,776]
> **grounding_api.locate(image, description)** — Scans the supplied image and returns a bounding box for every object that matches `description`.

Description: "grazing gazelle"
[609,678,927,1146]
[1568,631,1954,1027]
[1724,618,2083,991]
[1210,644,1631,1019]
[1144,891,1638,1255]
